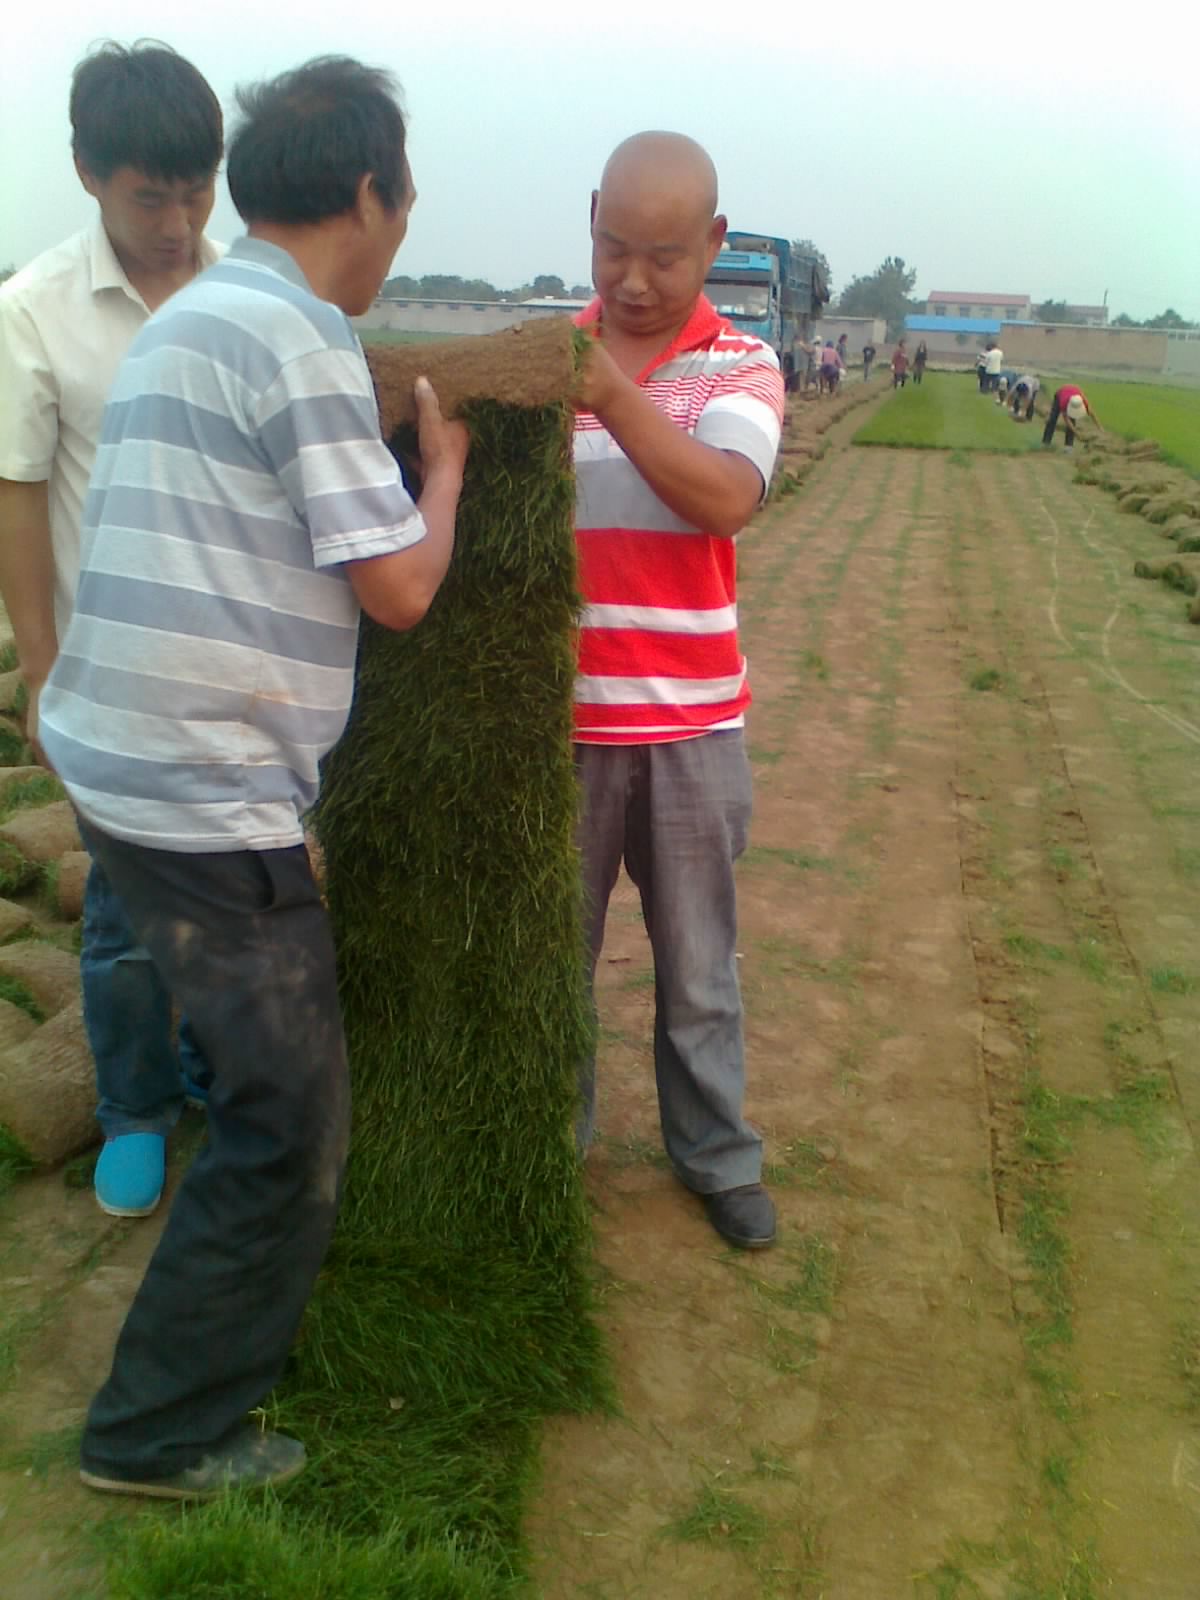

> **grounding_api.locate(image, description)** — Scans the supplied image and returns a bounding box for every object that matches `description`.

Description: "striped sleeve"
[693,342,784,493]
[256,347,426,569]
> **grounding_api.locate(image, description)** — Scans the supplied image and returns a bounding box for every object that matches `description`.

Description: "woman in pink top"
[891,340,909,388]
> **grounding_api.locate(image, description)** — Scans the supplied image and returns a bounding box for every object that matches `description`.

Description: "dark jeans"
[82,853,209,1138]
[575,732,762,1193]
[912,363,925,384]
[1042,394,1076,446]
[78,827,350,1482]
[977,369,988,392]
[893,370,908,387]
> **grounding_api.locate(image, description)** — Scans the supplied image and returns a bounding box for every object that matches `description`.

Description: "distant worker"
[804,336,820,390]
[862,340,877,381]
[891,340,909,388]
[994,369,1018,405]
[984,341,1004,392]
[1010,374,1039,421]
[819,338,843,396]
[835,332,848,368]
[976,348,988,393]
[912,341,928,385]
[1042,383,1099,449]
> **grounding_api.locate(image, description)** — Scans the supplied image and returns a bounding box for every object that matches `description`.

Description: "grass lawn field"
[1042,375,1200,476]
[358,328,450,345]
[853,372,1044,452]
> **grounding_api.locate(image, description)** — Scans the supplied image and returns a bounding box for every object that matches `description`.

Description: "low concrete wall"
[998,322,1168,374]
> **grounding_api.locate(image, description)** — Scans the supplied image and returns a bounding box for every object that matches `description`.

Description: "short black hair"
[70,41,222,183]
[227,57,408,226]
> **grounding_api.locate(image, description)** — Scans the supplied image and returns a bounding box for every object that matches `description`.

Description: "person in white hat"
[1042,383,1099,448]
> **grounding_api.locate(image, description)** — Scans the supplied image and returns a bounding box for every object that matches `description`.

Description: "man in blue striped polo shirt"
[40,57,468,1500]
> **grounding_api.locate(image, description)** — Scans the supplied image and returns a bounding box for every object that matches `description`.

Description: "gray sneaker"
[80,1427,306,1500]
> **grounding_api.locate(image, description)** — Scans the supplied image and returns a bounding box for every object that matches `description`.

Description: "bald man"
[572,132,784,1249]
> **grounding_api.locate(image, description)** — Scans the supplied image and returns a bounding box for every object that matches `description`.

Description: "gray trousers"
[576,731,763,1192]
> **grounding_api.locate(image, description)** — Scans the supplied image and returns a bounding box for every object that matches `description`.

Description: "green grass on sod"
[1045,377,1200,477]
[103,394,606,1597]
[853,373,1046,453]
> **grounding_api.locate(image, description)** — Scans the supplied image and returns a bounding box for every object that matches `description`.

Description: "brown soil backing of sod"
[366,314,580,434]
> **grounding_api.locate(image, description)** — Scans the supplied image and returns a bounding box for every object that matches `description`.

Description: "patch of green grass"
[619,967,656,992]
[0,973,45,1022]
[947,450,972,469]
[1004,932,1066,968]
[749,1235,838,1317]
[1075,939,1111,983]
[0,642,17,674]
[103,1494,520,1600]
[597,1132,670,1171]
[357,328,453,346]
[663,1483,767,1550]
[969,667,1004,692]
[1173,847,1200,880]
[852,374,1045,453]
[799,649,829,680]
[741,845,836,873]
[0,771,63,824]
[0,1123,33,1199]
[1042,1451,1073,1495]
[762,1137,844,1193]
[749,1446,795,1480]
[1149,965,1197,995]
[1048,846,1080,878]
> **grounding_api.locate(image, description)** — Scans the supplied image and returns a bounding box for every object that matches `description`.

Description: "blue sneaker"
[94,1134,165,1218]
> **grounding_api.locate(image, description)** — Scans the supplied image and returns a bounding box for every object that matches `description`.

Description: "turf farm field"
[3,390,1200,1597]
[852,372,1048,453]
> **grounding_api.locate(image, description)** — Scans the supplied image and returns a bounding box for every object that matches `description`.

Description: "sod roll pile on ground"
[107,318,607,1599]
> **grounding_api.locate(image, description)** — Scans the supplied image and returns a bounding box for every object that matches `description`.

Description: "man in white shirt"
[0,42,224,1218]
[984,342,1005,392]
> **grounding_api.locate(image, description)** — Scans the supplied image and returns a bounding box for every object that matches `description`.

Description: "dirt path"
[3,424,1199,1598]
[530,440,1200,1597]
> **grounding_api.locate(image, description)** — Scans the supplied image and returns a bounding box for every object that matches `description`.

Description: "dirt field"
[529,422,1200,1596]
[4,408,1200,1597]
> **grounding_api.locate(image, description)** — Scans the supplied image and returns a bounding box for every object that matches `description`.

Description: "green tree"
[1035,299,1085,324]
[381,273,421,298]
[1111,312,1140,327]
[1143,307,1195,330]
[835,256,918,339]
[790,238,831,297]
[531,274,567,299]
[569,283,592,299]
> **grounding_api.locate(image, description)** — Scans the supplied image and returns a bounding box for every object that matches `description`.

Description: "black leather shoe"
[702,1183,777,1249]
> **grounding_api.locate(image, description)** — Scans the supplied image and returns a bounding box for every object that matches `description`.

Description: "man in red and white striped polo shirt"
[573,132,784,1249]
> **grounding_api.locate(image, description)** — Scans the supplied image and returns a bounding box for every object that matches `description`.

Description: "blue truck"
[704,232,829,387]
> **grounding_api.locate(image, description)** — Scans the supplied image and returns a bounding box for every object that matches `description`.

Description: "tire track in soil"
[531,445,1033,1597]
[947,451,1200,1594]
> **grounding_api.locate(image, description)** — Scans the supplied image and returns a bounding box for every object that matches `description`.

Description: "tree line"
[380,272,592,303]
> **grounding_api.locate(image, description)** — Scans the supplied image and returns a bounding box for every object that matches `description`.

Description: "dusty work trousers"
[575,732,763,1193]
[77,826,350,1482]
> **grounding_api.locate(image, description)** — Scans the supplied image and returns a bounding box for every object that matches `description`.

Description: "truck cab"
[704,247,780,351]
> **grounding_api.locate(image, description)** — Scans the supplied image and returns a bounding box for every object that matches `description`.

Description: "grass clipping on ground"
[106,317,607,1599]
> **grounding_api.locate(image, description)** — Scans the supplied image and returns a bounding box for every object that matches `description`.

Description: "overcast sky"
[3,0,1197,321]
